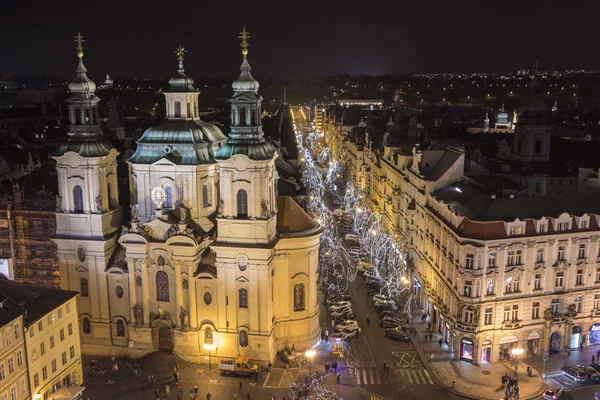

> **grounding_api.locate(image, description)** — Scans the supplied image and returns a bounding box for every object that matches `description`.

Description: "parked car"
[332,307,353,318]
[344,233,359,242]
[332,326,361,341]
[379,317,402,328]
[372,294,388,303]
[349,247,361,256]
[384,328,411,342]
[590,363,600,373]
[561,366,587,383]
[576,365,600,382]
[543,386,564,400]
[334,312,356,324]
[336,320,359,332]
[378,310,401,320]
[376,303,398,313]
[329,301,351,312]
[374,300,395,307]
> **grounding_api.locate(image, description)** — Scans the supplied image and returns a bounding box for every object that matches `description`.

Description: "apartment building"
[324,99,600,366]
[0,301,29,400]
[0,279,82,399]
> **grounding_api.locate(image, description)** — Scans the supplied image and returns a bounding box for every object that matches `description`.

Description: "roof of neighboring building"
[418,150,461,181]
[434,180,600,222]
[0,277,78,327]
[0,293,25,328]
[276,196,321,236]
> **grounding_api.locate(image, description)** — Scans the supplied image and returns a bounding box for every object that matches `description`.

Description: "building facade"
[325,98,600,366]
[53,33,322,363]
[0,311,29,400]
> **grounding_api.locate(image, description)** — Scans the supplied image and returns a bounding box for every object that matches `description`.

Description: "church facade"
[53,32,322,363]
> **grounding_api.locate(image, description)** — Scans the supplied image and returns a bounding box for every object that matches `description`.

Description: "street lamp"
[203,343,217,371]
[305,349,316,374]
[511,348,524,376]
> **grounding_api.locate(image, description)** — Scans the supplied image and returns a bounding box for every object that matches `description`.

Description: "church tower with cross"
[52,33,123,349]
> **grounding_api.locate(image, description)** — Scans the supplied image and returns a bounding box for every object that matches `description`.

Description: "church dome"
[167,72,196,92]
[232,56,259,92]
[68,59,97,95]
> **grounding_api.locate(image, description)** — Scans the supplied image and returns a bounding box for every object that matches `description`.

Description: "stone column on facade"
[564,319,572,350]
[141,259,150,325]
[542,320,551,355]
[175,262,183,328]
[188,263,197,329]
[127,258,137,323]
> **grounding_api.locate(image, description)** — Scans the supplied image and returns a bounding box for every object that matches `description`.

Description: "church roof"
[54,138,113,157]
[128,119,226,165]
[215,141,277,161]
[276,196,321,236]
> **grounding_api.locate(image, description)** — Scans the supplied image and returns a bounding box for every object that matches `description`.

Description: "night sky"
[1,0,598,79]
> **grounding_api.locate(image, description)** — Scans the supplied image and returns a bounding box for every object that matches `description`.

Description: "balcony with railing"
[502,320,521,329]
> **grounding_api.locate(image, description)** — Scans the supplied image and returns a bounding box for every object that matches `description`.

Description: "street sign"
[543,355,548,360]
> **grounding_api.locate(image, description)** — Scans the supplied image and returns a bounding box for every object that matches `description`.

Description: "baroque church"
[53,31,323,362]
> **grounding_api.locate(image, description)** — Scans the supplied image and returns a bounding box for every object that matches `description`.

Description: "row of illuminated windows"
[0,349,24,380]
[32,346,76,390]
[0,322,21,352]
[0,377,26,400]
[29,303,71,339]
[31,324,73,362]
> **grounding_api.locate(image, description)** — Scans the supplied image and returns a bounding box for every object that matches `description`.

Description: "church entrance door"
[158,325,173,351]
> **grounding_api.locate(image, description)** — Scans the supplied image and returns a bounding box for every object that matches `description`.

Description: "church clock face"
[77,248,86,262]
[203,291,212,306]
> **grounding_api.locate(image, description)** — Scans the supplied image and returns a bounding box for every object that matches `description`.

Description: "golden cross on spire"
[74,32,85,59]
[238,27,250,56]
[175,45,186,63]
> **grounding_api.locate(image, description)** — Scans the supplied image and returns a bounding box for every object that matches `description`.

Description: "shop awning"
[48,386,85,400]
[499,335,519,344]
[528,332,540,340]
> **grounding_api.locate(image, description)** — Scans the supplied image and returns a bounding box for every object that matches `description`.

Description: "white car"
[335,320,359,332]
[349,248,361,256]
[332,307,353,318]
[329,301,351,312]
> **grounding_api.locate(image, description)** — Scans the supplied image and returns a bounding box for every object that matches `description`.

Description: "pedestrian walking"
[177,389,183,400]
[321,330,325,342]
[438,338,443,348]
[151,375,155,384]
[597,349,600,360]
[239,380,243,392]
[155,388,160,399]
[336,374,340,384]
[594,355,596,364]
[325,362,330,374]
[429,333,433,342]
[166,385,171,396]
[325,330,329,340]
[206,393,211,400]
[333,361,338,372]
[406,317,410,325]
[366,316,370,327]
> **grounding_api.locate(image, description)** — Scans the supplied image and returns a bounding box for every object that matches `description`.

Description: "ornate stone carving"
[55,194,62,211]
[121,225,129,235]
[136,276,142,286]
[95,193,102,212]
[132,304,143,326]
[179,205,187,223]
[261,199,268,219]
[151,186,165,209]
[543,307,554,321]
[130,204,139,222]
[217,199,224,217]
[182,279,188,290]
[180,307,189,331]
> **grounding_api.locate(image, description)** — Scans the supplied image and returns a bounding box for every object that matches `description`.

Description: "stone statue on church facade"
[180,307,189,330]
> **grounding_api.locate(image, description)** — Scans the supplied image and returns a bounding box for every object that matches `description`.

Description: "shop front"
[549,331,561,354]
[480,339,492,363]
[527,332,540,356]
[588,323,600,346]
[498,335,519,361]
[571,326,582,349]
[460,337,475,363]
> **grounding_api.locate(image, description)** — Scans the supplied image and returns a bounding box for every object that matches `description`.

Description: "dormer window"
[553,213,572,231]
[577,215,590,229]
[536,218,548,233]
[510,225,523,235]
[507,220,526,236]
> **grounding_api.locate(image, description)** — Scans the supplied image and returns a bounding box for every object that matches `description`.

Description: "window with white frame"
[507,250,516,266]
[511,304,519,321]
[575,296,583,313]
[558,245,566,261]
[532,302,540,319]
[595,294,600,310]
[597,267,600,283]
[488,252,496,267]
[579,217,589,229]
[576,269,584,285]
[465,253,474,269]
[579,244,587,259]
[484,308,493,325]
[515,250,522,265]
[555,271,564,288]
[509,225,524,235]
[534,273,542,290]
[503,305,511,321]
[486,279,495,295]
[551,298,560,314]
[536,248,544,263]
[556,221,569,231]
[513,276,520,292]
[463,281,472,297]
[464,308,474,324]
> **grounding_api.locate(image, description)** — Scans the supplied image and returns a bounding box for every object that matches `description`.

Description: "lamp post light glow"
[203,343,217,371]
[305,349,316,373]
[511,347,523,375]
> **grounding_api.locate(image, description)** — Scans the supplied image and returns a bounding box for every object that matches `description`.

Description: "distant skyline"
[2,0,599,79]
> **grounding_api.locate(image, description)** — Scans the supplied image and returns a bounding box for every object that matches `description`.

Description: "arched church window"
[156,271,170,302]
[239,108,247,126]
[535,140,542,154]
[202,184,211,208]
[204,327,213,344]
[164,185,173,208]
[238,288,248,309]
[239,330,248,347]
[236,189,248,218]
[82,318,91,335]
[73,185,84,213]
[174,101,182,118]
[80,278,89,297]
[116,320,125,337]
[293,283,305,312]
